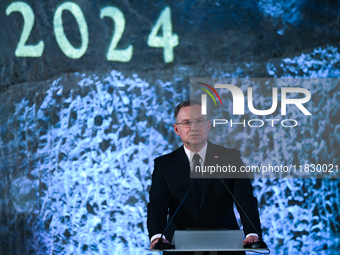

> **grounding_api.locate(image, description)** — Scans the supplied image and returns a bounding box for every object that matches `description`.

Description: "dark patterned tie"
[192,153,203,200]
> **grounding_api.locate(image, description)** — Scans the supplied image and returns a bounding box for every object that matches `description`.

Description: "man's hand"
[150,238,170,249]
[243,235,259,245]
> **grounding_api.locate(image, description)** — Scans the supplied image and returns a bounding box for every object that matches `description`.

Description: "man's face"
[173,104,210,152]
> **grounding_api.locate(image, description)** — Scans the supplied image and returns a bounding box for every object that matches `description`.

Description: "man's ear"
[173,123,180,136]
[208,119,211,132]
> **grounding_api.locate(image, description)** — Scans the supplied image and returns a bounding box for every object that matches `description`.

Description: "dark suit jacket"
[147,141,262,242]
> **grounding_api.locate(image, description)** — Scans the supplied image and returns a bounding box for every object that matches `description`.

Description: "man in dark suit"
[147,100,262,253]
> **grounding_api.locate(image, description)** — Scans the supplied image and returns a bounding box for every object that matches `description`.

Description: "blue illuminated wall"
[1,47,340,254]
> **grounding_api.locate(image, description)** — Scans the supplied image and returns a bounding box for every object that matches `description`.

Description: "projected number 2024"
[6,2,178,63]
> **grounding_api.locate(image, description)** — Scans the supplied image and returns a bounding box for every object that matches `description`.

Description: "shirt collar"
[183,142,208,163]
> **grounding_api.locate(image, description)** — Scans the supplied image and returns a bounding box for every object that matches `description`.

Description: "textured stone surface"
[1,60,340,254]
[1,0,340,87]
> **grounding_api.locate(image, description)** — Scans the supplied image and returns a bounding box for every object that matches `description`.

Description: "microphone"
[220,179,268,250]
[153,181,195,250]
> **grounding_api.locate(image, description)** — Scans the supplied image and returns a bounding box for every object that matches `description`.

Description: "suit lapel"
[172,146,200,206]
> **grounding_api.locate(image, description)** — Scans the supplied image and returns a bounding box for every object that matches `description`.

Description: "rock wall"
[0,1,340,254]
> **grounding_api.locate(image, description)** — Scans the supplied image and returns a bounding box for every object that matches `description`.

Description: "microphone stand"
[220,179,268,250]
[153,181,195,250]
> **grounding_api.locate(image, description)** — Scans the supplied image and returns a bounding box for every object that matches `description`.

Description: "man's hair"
[174,100,201,121]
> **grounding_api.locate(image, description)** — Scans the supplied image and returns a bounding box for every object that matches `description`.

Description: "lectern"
[163,230,266,254]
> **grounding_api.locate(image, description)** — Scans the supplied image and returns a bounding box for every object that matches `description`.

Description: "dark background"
[1,0,340,88]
